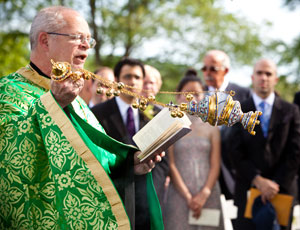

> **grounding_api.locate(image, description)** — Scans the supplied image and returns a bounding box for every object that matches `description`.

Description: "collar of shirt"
[29,61,50,79]
[115,97,140,131]
[89,101,94,108]
[252,92,275,119]
[207,77,229,93]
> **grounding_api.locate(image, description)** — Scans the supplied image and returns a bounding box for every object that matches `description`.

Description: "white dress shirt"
[252,91,275,122]
[208,77,229,94]
[115,96,140,132]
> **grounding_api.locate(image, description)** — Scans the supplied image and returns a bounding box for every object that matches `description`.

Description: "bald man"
[230,59,300,230]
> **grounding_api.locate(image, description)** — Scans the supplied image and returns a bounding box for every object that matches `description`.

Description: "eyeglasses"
[47,32,96,49]
[201,66,225,72]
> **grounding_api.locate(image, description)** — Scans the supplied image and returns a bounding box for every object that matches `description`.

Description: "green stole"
[0,67,163,229]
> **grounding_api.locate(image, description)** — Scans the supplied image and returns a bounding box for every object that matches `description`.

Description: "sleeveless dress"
[164,118,224,230]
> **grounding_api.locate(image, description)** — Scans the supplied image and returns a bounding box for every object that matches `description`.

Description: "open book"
[133,107,192,162]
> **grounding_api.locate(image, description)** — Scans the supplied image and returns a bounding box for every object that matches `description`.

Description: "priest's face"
[47,11,91,70]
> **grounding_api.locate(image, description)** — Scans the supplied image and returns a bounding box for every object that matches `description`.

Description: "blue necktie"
[259,101,269,138]
[126,107,136,138]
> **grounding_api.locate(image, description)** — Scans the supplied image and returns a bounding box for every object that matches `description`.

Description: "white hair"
[29,6,75,50]
[205,50,231,69]
[144,65,162,90]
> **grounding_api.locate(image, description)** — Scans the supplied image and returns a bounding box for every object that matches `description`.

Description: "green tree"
[0,0,71,76]
[265,0,300,100]
[0,32,29,76]
[275,75,300,102]
[0,0,267,88]
[284,0,300,9]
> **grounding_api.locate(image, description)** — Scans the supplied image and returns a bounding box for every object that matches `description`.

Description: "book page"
[133,107,191,151]
[188,209,220,227]
[137,121,182,160]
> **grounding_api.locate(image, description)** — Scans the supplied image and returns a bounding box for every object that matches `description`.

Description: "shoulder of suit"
[92,98,115,110]
[239,97,255,112]
[228,82,250,92]
[276,96,298,110]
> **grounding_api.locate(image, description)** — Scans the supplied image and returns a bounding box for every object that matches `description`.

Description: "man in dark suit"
[201,50,251,199]
[230,59,300,230]
[294,91,300,107]
[293,91,300,207]
[91,57,162,230]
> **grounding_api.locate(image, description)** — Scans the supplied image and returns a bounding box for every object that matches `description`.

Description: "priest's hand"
[51,77,84,108]
[134,151,165,175]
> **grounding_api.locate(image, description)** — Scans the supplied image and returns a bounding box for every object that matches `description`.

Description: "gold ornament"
[186,94,193,101]
[148,95,155,102]
[179,103,188,112]
[139,104,147,111]
[177,111,184,118]
[70,71,82,81]
[50,59,71,81]
[132,101,139,109]
[117,82,125,90]
[170,110,177,118]
[96,87,104,94]
[113,90,121,97]
[140,98,148,106]
[106,89,113,97]
[50,60,262,135]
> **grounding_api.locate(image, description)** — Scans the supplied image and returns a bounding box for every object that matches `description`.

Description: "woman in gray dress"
[164,69,224,230]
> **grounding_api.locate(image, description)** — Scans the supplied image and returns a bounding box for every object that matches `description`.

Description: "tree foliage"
[284,0,300,9]
[279,0,300,77]
[0,32,29,76]
[276,75,300,102]
[0,0,269,102]
[263,0,300,101]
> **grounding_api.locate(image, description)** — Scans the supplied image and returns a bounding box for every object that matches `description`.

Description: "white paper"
[188,209,220,227]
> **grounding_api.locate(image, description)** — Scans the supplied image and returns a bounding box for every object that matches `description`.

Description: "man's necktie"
[126,107,136,137]
[259,101,269,138]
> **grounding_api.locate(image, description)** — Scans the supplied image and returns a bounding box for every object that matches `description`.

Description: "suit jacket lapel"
[267,96,282,140]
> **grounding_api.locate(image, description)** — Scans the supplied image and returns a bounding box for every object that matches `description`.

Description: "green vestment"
[0,66,163,230]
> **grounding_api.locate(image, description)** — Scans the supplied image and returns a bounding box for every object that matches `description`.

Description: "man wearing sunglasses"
[201,50,251,202]
[201,50,251,102]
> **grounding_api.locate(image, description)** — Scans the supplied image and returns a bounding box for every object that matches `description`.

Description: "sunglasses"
[201,66,225,72]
